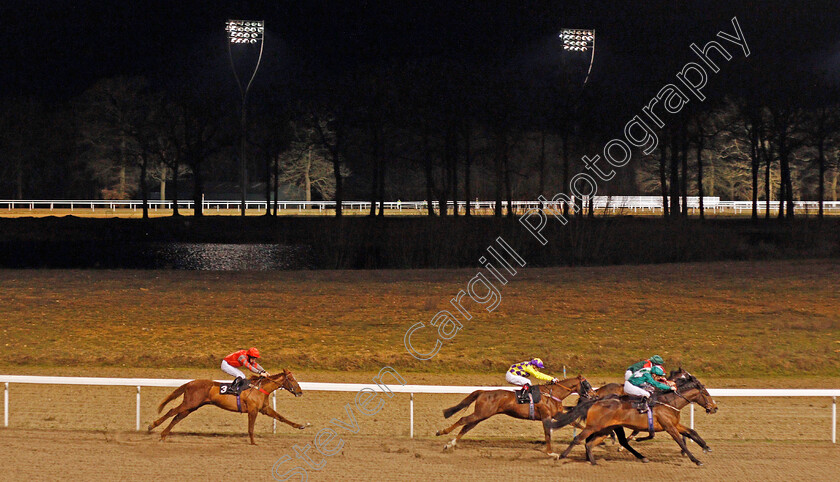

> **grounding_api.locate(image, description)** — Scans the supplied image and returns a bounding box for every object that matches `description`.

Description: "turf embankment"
[1,260,838,378]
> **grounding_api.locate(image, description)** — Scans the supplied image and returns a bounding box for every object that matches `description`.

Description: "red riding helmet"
[248,347,261,358]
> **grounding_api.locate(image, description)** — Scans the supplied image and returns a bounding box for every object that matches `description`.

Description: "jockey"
[506,358,558,393]
[624,355,664,382]
[624,365,674,411]
[221,347,270,392]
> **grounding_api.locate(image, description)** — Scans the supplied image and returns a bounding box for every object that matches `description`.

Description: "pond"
[0,242,314,270]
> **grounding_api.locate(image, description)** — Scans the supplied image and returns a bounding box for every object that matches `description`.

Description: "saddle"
[219,378,251,396]
[515,385,542,404]
[620,394,653,413]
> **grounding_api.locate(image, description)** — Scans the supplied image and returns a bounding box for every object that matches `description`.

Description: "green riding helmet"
[650,355,664,365]
[651,365,665,376]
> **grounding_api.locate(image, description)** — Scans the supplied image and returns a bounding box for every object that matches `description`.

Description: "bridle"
[253,373,292,395]
[666,371,715,412]
[544,377,593,403]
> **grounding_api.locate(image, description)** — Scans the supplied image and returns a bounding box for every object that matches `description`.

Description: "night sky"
[3,1,840,103]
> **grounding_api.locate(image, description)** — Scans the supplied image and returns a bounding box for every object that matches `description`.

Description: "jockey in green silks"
[624,365,675,411]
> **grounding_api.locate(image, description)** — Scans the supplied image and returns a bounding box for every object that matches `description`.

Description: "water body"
[0,242,314,270]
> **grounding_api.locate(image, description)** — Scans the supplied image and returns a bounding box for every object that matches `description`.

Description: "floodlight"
[560,27,596,85]
[226,19,266,215]
[226,20,264,44]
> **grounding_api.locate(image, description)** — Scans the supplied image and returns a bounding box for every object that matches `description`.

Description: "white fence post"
[690,403,694,430]
[272,393,277,434]
[136,386,141,431]
[410,393,414,439]
[3,382,7,427]
[833,396,836,444]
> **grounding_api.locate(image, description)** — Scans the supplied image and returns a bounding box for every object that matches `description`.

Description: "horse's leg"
[613,427,648,462]
[584,431,612,465]
[677,424,711,453]
[248,410,258,445]
[559,426,596,460]
[442,412,489,450]
[148,406,181,432]
[542,417,558,456]
[436,410,474,437]
[664,424,702,466]
[159,408,196,441]
[260,405,309,430]
[450,420,482,448]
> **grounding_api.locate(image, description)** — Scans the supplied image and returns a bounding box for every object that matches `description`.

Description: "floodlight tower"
[560,28,595,85]
[226,19,265,216]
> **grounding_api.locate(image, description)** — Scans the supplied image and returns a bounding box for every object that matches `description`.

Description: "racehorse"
[545,368,717,465]
[435,375,595,454]
[148,369,310,445]
[598,370,712,452]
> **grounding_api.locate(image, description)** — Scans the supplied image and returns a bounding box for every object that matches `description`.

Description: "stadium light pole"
[226,19,265,216]
[560,28,595,85]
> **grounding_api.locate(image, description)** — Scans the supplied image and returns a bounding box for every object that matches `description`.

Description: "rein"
[658,383,704,412]
[543,380,585,403]
[652,400,682,412]
[254,375,285,395]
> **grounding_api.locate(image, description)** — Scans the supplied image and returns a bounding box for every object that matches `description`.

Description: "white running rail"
[2,198,840,215]
[0,375,837,442]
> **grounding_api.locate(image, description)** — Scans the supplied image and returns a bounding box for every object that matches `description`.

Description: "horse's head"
[668,367,690,382]
[674,369,717,414]
[576,375,597,399]
[270,369,303,397]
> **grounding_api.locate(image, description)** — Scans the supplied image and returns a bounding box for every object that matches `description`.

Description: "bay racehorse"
[435,375,595,454]
[148,369,310,444]
[546,368,717,465]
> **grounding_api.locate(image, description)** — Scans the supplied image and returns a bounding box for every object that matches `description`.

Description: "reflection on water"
[145,243,312,270]
[0,242,314,270]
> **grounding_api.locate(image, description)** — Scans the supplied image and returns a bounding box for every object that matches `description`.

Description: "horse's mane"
[671,370,704,392]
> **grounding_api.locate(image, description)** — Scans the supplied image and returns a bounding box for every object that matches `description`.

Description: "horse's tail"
[157,383,188,413]
[546,397,598,430]
[443,390,483,419]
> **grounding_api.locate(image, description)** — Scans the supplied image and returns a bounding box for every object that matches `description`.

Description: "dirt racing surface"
[2,429,838,481]
[1,374,838,481]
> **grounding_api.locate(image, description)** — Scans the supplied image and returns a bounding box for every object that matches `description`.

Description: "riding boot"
[233,377,247,394]
[518,384,531,403]
[635,397,648,413]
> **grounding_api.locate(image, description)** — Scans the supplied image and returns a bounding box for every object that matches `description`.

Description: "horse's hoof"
[703,447,712,453]
[435,430,442,436]
[695,461,703,466]
[298,423,311,430]
[547,453,560,460]
[617,446,623,452]
[641,458,650,464]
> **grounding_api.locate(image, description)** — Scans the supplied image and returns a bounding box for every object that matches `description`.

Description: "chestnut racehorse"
[435,375,595,454]
[148,369,310,444]
[546,368,717,465]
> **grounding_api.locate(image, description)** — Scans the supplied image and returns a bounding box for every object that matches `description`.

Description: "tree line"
[1,54,838,220]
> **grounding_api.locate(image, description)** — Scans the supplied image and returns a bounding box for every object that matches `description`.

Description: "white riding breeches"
[624,369,633,381]
[221,360,246,380]
[623,380,651,398]
[506,371,531,386]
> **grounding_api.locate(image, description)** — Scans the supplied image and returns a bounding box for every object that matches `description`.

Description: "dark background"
[4,1,839,105]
